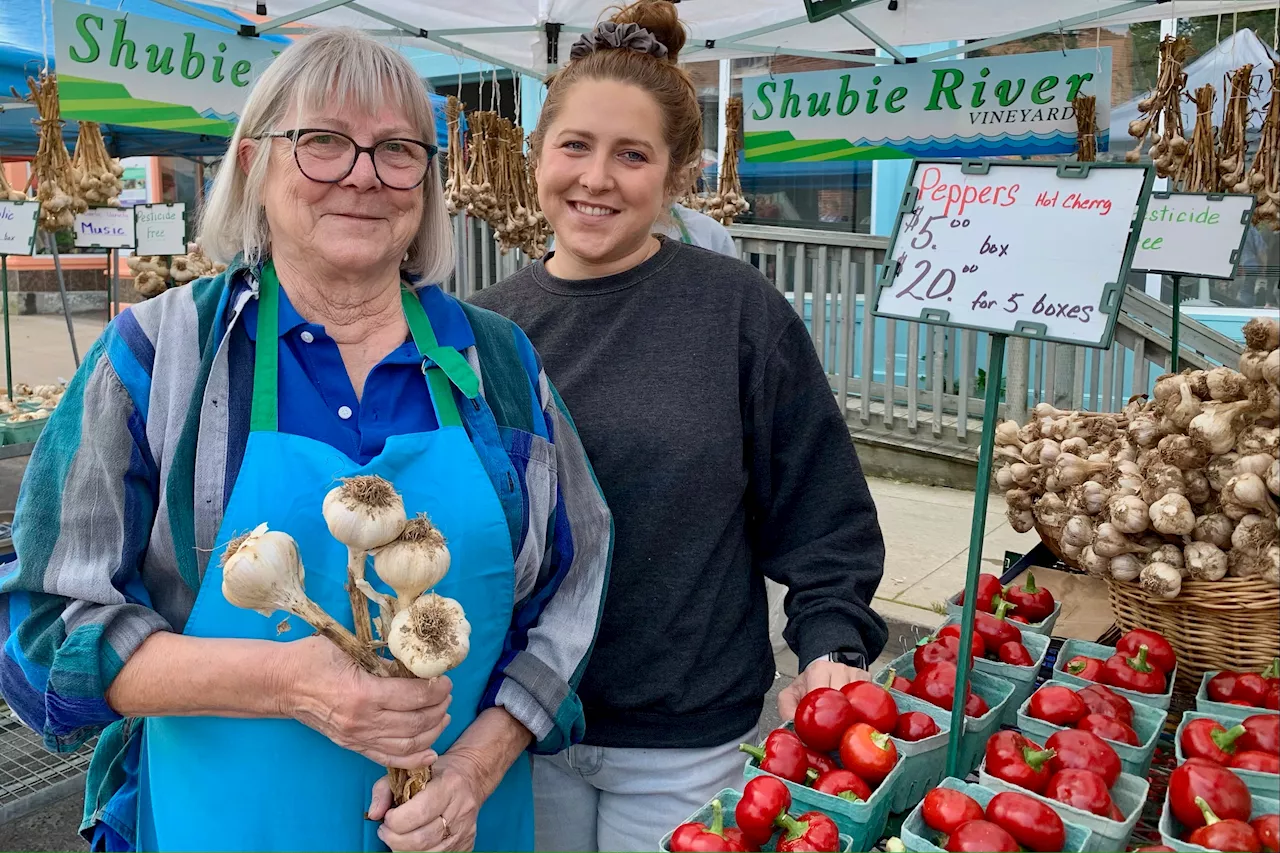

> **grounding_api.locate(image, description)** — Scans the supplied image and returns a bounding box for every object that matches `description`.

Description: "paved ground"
[0,310,1034,849]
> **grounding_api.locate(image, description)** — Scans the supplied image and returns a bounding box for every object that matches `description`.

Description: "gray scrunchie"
[569,22,669,62]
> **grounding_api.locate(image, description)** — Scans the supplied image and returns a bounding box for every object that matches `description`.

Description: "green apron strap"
[250,262,281,433]
[401,288,477,429]
[672,205,694,245]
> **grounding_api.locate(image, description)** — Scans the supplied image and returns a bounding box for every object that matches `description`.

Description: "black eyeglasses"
[257,128,438,190]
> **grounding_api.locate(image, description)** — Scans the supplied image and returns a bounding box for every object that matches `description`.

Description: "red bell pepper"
[1209,671,1246,703]
[733,776,791,847]
[1077,683,1135,726]
[956,572,1005,614]
[1181,719,1246,764]
[1134,847,1177,852]
[889,674,913,693]
[1028,685,1088,727]
[997,641,1034,667]
[921,788,984,835]
[1209,663,1275,707]
[973,602,1023,650]
[793,688,856,753]
[964,690,990,719]
[1043,768,1117,818]
[1101,644,1167,694]
[985,791,1066,853]
[1077,713,1140,746]
[1116,628,1177,674]
[943,820,1019,852]
[893,711,940,742]
[1267,682,1280,711]
[1239,714,1280,754]
[1252,814,1279,853]
[1003,571,1055,624]
[1064,655,1105,681]
[985,731,1057,794]
[1231,750,1280,774]
[739,730,811,784]
[775,811,840,853]
[1187,797,1262,853]
[839,722,898,785]
[840,680,899,733]
[805,749,838,778]
[670,799,754,852]
[914,636,975,672]
[938,624,987,659]
[811,768,871,802]
[1168,757,1253,828]
[1046,729,1122,788]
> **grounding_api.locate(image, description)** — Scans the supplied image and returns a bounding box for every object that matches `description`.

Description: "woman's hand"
[278,636,452,767]
[368,755,482,852]
[777,658,870,722]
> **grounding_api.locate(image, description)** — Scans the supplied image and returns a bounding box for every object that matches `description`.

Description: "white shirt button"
[300,331,315,343]
[337,405,353,420]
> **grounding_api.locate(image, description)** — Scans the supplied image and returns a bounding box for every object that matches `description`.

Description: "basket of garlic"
[992,316,1279,691]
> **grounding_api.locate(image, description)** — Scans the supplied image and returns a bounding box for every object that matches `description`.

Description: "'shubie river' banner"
[743,48,1112,162]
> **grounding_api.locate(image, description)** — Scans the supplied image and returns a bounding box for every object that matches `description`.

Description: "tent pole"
[839,12,908,62]
[915,0,1155,62]
[45,233,80,368]
[147,0,241,31]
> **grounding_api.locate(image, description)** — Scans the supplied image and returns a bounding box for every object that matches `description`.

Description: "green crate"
[978,760,1149,853]
[1052,638,1176,710]
[1172,710,1280,800]
[946,590,1061,636]
[1015,677,1168,778]
[935,616,1051,727]
[1158,790,1279,852]
[873,652,1016,777]
[883,690,953,814]
[2,416,48,447]
[900,776,1095,853]
[1195,670,1280,725]
[658,787,854,853]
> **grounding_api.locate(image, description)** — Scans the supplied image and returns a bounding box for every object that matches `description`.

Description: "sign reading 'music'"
[743,48,1112,162]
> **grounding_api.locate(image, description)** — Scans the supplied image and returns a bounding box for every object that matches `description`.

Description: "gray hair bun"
[569,22,670,61]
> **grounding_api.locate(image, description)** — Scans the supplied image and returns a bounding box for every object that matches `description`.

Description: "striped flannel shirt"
[0,260,612,845]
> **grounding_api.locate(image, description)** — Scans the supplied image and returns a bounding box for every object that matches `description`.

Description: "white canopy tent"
[146,0,1277,79]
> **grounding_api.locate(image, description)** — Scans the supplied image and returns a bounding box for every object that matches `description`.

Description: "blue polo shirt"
[241,282,474,464]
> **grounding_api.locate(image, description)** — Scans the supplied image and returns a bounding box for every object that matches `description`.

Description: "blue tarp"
[0,0,455,159]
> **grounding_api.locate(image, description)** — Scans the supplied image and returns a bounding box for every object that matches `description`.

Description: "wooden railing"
[447,216,1245,447]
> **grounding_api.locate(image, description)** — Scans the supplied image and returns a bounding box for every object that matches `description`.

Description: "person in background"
[469,2,887,850]
[658,202,737,257]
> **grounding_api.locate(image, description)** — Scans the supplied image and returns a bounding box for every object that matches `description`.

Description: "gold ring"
[439,815,451,839]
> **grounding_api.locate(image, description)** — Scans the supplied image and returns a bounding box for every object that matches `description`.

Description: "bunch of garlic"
[127,255,170,299]
[993,315,1279,597]
[25,72,88,232]
[71,122,124,207]
[0,163,28,202]
[169,243,224,284]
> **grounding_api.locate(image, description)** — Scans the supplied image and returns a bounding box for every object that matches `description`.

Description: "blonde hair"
[199,28,454,283]
[530,0,702,196]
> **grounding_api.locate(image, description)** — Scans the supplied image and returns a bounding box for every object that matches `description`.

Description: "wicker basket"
[1107,576,1280,691]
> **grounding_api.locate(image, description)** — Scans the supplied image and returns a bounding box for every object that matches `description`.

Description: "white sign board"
[74,207,136,249]
[134,204,188,255]
[875,160,1152,348]
[0,201,40,256]
[1131,192,1255,280]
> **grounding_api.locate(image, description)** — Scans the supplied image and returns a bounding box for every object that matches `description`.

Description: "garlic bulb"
[1184,469,1212,506]
[1193,513,1235,549]
[1264,349,1279,389]
[1007,508,1035,533]
[1268,460,1279,497]
[1150,493,1195,536]
[1110,553,1143,582]
[1263,543,1279,587]
[1142,464,1188,505]
[1094,522,1151,558]
[1186,370,1211,400]
[995,466,1015,490]
[374,514,451,606]
[1166,380,1203,430]
[1140,562,1182,599]
[1228,547,1268,579]
[1060,437,1090,456]
[1055,453,1110,488]
[1242,316,1280,352]
[1063,515,1096,548]
[1108,495,1150,534]
[1004,489,1034,512]
[1081,481,1111,516]
[1034,492,1070,529]
[1189,400,1254,455]
[1158,434,1207,470]
[1022,438,1058,465]
[1060,540,1084,560]
[387,592,471,679]
[1079,545,1110,576]
[1223,474,1279,518]
[1236,426,1279,457]
[1129,413,1164,448]
[1185,542,1228,581]
[996,420,1023,448]
[1240,350,1268,382]
[1205,366,1248,402]
[1009,462,1040,488]
[1149,543,1186,572]
[323,476,408,552]
[1207,454,1240,493]
[1232,513,1279,554]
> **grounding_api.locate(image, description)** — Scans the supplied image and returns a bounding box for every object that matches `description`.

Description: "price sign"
[0,201,40,256]
[875,160,1152,349]
[73,206,136,249]
[1131,192,1255,280]
[134,203,187,255]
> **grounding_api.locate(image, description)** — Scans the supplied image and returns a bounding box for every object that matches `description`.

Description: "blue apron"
[136,264,533,852]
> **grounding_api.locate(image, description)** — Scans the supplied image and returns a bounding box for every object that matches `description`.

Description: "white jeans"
[532,726,759,853]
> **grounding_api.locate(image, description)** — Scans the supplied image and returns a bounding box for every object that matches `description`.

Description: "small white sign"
[0,201,40,256]
[134,203,187,255]
[74,207,136,249]
[876,160,1151,348]
[1131,192,1255,280]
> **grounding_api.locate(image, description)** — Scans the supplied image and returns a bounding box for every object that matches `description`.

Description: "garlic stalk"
[1108,495,1150,534]
[1054,453,1110,488]
[374,514,451,608]
[323,476,408,648]
[1185,542,1228,581]
[1140,562,1182,599]
[1193,513,1235,549]
[221,524,385,673]
[1149,493,1195,536]
[1110,553,1143,582]
[1223,474,1279,519]
[1189,400,1254,455]
[1094,521,1151,557]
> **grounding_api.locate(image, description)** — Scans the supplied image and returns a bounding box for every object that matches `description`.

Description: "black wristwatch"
[823,650,868,670]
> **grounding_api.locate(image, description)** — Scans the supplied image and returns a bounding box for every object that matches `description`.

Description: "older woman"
[0,29,610,853]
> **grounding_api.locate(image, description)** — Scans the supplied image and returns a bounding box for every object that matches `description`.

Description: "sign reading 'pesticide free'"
[53,0,280,137]
[0,202,40,256]
[134,204,188,255]
[875,160,1151,348]
[1131,193,1255,280]
[743,48,1112,162]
